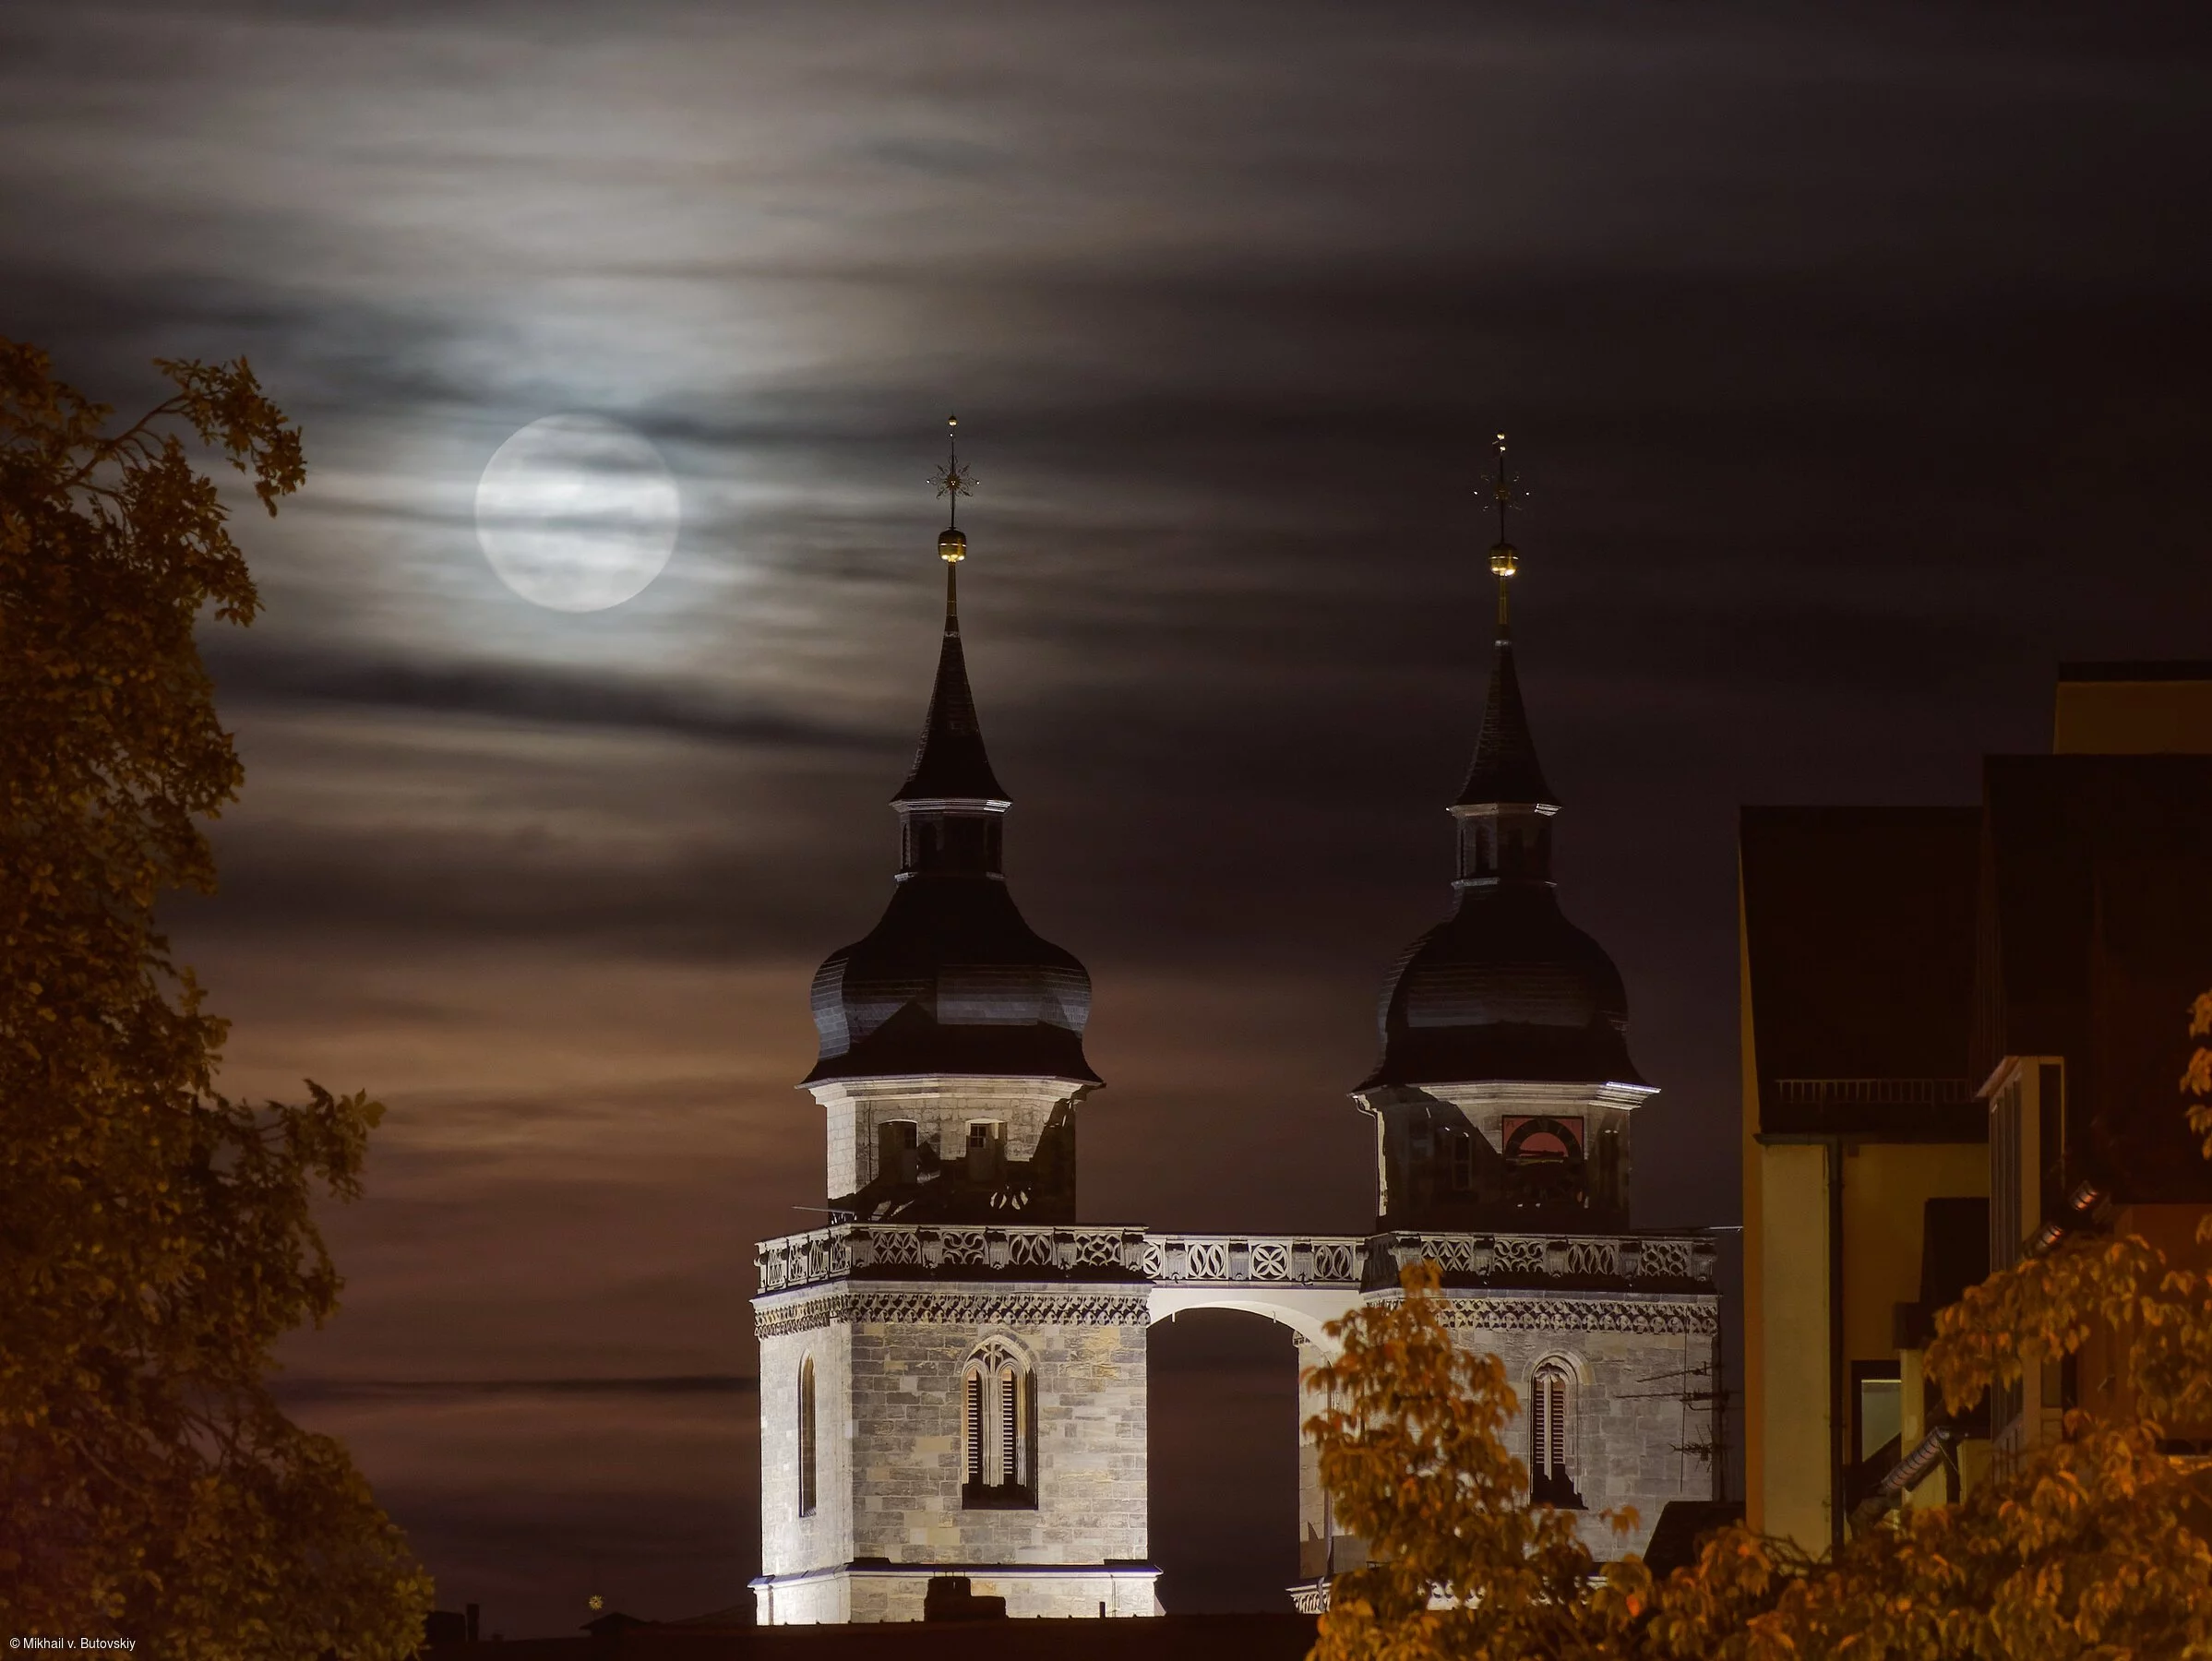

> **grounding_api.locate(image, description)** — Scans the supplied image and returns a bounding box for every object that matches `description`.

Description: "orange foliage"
[1308,988,2212,1659]
[0,342,429,1655]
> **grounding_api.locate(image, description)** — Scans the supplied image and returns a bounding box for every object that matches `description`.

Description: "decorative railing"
[1141,1234,1366,1286]
[756,1224,1718,1295]
[1772,1077,1974,1107]
[1373,1232,1716,1285]
[757,1224,1147,1294]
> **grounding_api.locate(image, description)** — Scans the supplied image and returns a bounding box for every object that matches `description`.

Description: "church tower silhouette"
[749,429,1721,1625]
[751,423,1157,1624]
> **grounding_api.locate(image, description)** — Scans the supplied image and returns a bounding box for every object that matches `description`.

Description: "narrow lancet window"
[961,1340,1035,1509]
[1530,1359,1584,1508]
[963,1368,985,1486]
[797,1356,819,1518]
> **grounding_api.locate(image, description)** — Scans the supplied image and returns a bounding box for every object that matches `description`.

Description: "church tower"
[1355,436,1656,1231]
[802,434,1098,1225]
[751,424,1157,1624]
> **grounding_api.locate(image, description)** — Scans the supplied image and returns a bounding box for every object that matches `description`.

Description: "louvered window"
[1530,1360,1584,1508]
[960,1341,1035,1510]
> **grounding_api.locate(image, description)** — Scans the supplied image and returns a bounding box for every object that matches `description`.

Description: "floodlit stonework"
[752,461,1727,1622]
[756,1273,1155,1621]
[750,1219,1719,1618]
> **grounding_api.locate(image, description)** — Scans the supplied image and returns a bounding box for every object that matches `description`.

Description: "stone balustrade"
[1140,1234,1366,1286]
[1369,1231,1717,1287]
[757,1223,1718,1296]
[756,1223,1147,1293]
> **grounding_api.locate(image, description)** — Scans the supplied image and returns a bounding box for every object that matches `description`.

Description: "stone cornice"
[754,1285,1152,1337]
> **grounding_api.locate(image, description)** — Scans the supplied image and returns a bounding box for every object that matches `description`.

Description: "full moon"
[473,414,680,612]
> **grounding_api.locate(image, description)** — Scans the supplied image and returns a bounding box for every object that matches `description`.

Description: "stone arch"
[1145,1285,1357,1349]
[1145,1286,1367,1607]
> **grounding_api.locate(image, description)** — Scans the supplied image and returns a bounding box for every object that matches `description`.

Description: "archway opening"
[1147,1308,1304,1611]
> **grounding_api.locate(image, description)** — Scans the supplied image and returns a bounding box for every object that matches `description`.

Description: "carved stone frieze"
[754,1286,1151,1337]
[1438,1295,1720,1336]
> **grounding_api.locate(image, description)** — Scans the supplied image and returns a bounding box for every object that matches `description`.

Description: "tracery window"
[797,1356,819,1518]
[960,1339,1035,1510]
[1529,1358,1584,1508]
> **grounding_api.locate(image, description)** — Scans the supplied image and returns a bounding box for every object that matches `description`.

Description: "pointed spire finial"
[899,414,1007,807]
[1486,431,1522,640]
[932,413,975,555]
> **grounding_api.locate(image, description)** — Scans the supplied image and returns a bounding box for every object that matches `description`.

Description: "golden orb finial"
[1484,432,1524,636]
[939,525,967,563]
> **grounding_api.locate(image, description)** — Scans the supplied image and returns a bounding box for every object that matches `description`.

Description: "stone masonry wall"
[1454,1308,1721,1559]
[810,1076,1082,1200]
[847,1292,1148,1568]
[758,1320,855,1582]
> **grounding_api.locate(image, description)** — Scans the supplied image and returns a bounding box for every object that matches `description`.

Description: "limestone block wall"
[810,1076,1085,1200]
[1448,1297,1722,1559]
[1295,1343,1366,1581]
[845,1286,1149,1568]
[758,1320,855,1582]
[846,1567,1158,1621]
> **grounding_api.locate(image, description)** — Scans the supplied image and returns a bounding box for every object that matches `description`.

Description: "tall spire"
[1487,430,1520,641]
[1359,434,1644,1105]
[895,416,1007,806]
[805,414,1098,1102]
[1455,432,1557,810]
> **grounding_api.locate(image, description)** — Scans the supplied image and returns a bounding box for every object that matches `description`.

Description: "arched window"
[960,1339,1035,1510]
[1529,1359,1584,1509]
[797,1356,818,1518]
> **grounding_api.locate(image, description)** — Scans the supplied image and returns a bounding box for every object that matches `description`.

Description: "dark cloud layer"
[7,0,2212,1635]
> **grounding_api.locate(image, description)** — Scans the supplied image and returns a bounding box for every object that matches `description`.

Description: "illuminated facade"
[751,437,1719,1622]
[1740,661,2212,1550]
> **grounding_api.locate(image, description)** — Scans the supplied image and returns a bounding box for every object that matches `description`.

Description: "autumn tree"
[1307,988,2212,1661]
[0,341,430,1656]
[1304,1258,1648,1661]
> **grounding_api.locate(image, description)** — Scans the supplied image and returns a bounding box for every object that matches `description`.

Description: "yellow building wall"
[1739,891,1766,1527]
[2053,678,2212,754]
[1839,1141,1987,1371]
[1751,1141,1830,1551]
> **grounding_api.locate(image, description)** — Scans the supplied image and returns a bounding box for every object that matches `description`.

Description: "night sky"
[7,0,2212,1637]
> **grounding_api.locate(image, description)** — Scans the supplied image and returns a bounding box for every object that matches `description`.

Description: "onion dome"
[1359,436,1644,1092]
[805,440,1098,1087]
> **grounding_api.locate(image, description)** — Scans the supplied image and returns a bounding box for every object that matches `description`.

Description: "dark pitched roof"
[1976,754,2212,1201]
[2057,661,2212,683]
[1454,639,1558,807]
[1975,756,2212,1067]
[894,569,1008,805]
[1740,806,1983,1139]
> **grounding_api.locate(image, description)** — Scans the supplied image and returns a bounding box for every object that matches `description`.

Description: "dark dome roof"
[806,875,1098,1085]
[1360,883,1644,1091]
